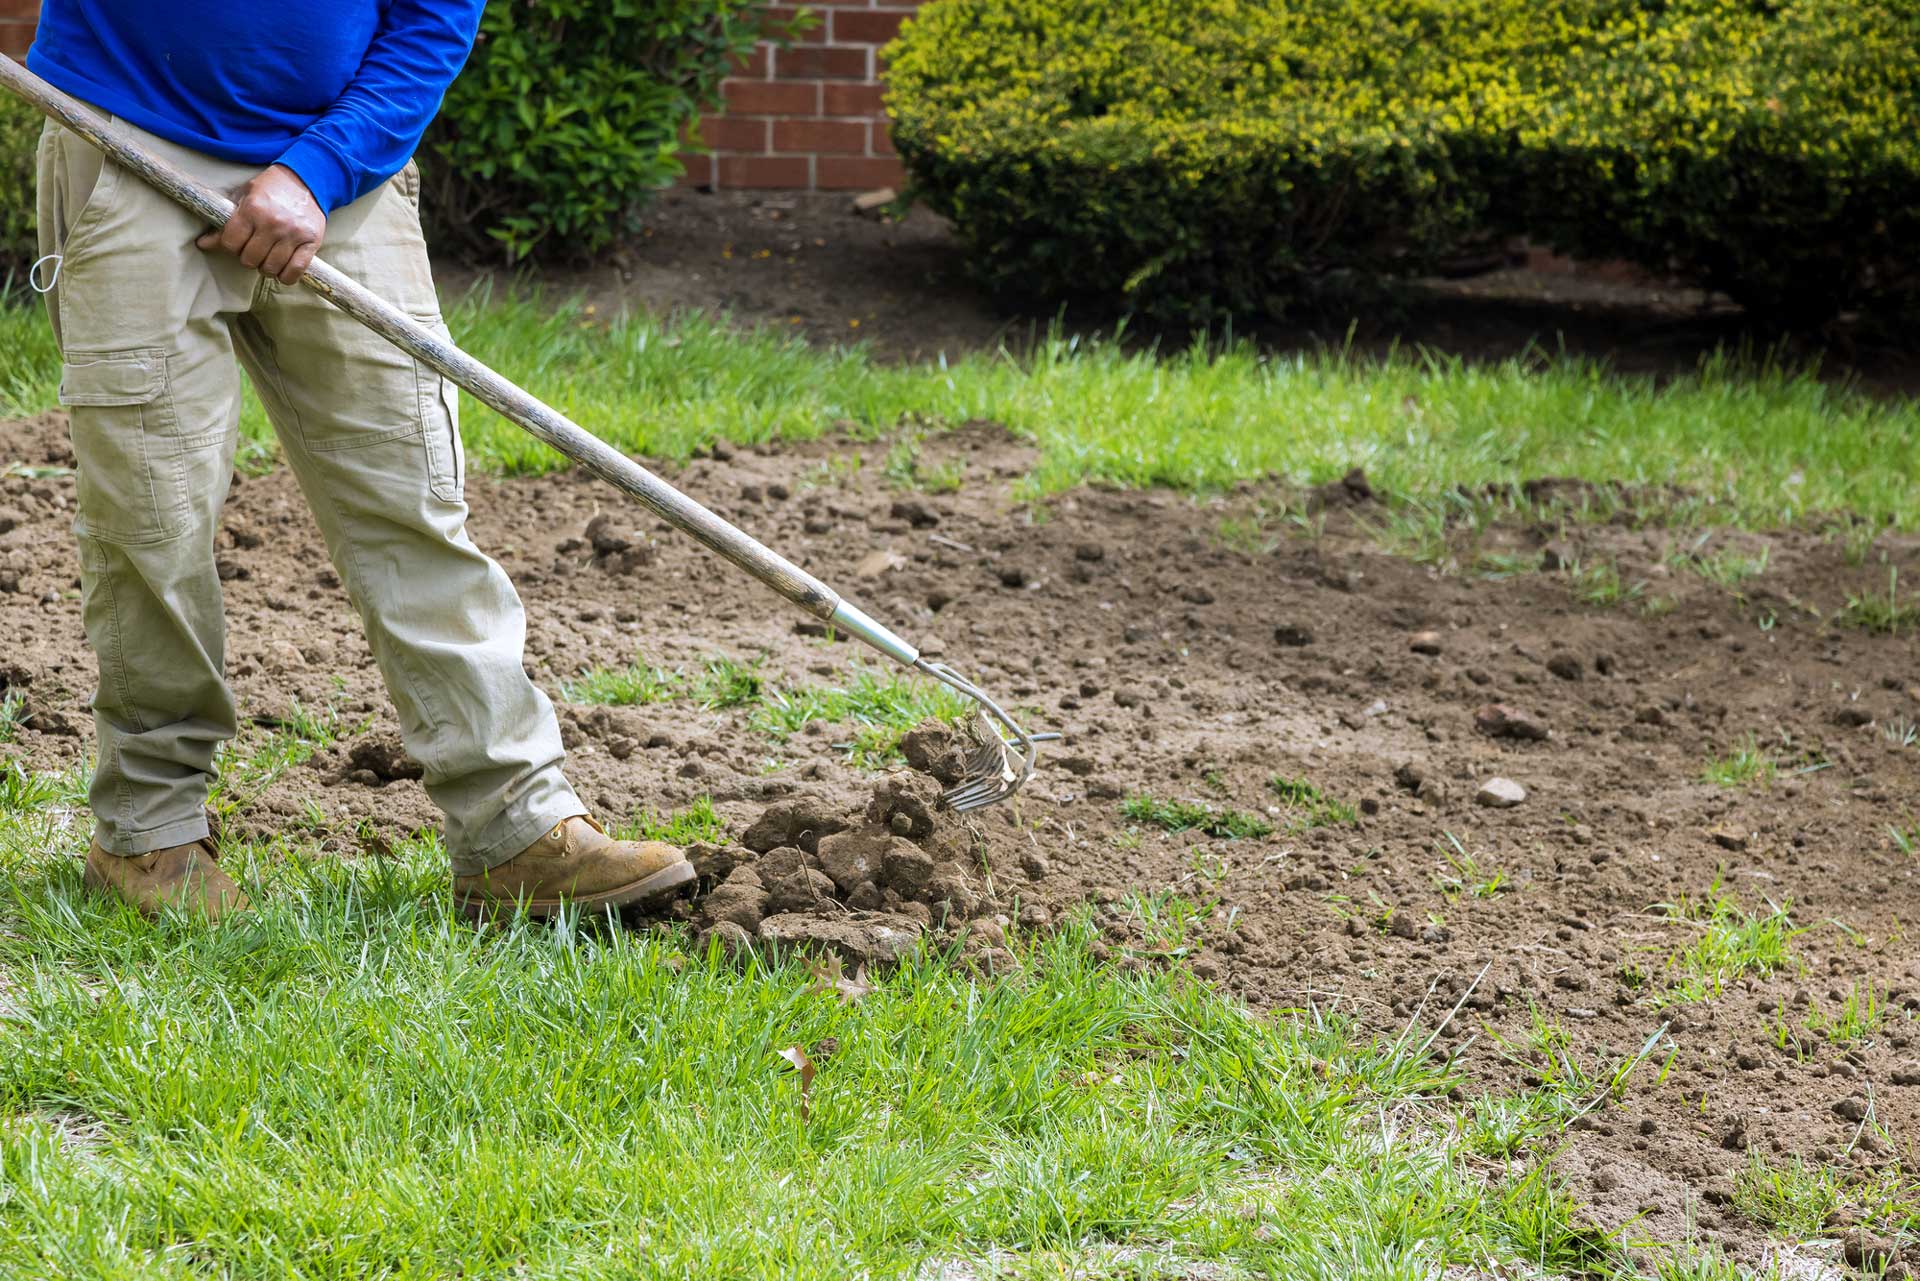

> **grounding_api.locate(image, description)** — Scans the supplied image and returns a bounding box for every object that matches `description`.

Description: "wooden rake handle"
[0,54,923,668]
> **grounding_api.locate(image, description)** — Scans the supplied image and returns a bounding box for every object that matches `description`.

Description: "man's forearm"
[274,0,485,214]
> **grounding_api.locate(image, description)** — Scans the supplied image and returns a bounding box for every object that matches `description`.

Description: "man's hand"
[196,165,326,285]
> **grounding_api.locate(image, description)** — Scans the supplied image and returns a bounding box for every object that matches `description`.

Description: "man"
[27,2,693,919]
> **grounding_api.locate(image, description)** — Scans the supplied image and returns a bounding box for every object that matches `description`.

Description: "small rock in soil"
[1474,703,1550,740]
[1409,630,1443,655]
[1476,777,1527,808]
[1394,760,1430,791]
[348,732,424,781]
[997,565,1029,588]
[1546,653,1583,681]
[1020,850,1050,879]
[1832,1095,1868,1122]
[1273,624,1314,647]
[1709,826,1749,851]
[1073,542,1106,562]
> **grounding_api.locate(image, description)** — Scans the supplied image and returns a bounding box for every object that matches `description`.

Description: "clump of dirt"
[673,723,1026,973]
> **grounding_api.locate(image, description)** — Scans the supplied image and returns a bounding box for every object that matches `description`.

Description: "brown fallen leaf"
[804,955,874,1005]
[776,1044,815,1119]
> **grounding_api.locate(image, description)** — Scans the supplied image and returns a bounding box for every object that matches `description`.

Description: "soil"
[3,408,1919,1273]
[447,189,1920,397]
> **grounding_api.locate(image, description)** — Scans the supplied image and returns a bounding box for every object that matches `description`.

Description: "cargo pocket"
[58,348,187,545]
[413,318,464,503]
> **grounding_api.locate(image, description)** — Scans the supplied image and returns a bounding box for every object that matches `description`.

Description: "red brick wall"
[687,2,924,192]
[0,0,37,59]
[0,0,908,192]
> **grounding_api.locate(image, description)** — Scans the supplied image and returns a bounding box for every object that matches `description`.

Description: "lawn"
[0,817,1668,1281]
[3,291,1918,530]
[2,290,1913,1279]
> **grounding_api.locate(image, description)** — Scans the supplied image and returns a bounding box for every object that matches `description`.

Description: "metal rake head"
[912,658,1055,812]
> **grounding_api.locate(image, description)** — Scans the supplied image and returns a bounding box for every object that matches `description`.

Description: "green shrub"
[0,93,40,283]
[885,0,1920,326]
[423,0,797,263]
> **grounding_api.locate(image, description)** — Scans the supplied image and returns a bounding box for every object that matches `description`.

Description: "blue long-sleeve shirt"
[28,0,485,213]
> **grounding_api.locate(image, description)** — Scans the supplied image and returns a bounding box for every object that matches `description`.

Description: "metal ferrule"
[828,599,920,667]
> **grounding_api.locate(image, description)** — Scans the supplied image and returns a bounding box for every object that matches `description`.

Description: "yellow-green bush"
[885,0,1920,325]
[0,94,40,283]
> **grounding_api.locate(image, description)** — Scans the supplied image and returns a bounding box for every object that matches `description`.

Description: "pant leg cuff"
[452,775,586,876]
[97,814,212,857]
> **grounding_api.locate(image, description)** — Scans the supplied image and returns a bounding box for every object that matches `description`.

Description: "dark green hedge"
[885,0,1920,326]
[422,0,792,262]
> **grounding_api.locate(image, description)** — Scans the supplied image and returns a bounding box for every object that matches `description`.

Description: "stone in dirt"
[1476,777,1527,808]
[757,912,922,969]
[1409,630,1443,655]
[348,732,424,781]
[1474,704,1550,740]
[1708,827,1748,851]
[1546,653,1584,681]
[741,796,848,854]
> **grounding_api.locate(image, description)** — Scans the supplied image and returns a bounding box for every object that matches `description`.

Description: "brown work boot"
[454,816,694,920]
[83,838,250,920]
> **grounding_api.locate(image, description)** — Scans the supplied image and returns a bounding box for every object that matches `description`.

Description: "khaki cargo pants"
[35,113,581,876]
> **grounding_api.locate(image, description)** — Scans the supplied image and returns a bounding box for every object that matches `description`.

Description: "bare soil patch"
[449,189,1920,395]
[3,410,1917,1267]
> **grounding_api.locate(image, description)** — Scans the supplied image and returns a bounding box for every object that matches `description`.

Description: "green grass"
[1646,885,1801,1006]
[1266,775,1358,830]
[554,653,968,769]
[559,659,682,707]
[1701,736,1777,789]
[1733,1153,1920,1241]
[749,669,973,769]
[9,292,1920,527]
[611,795,727,845]
[1838,566,1920,634]
[1433,832,1509,899]
[1120,795,1274,840]
[0,690,26,745]
[0,804,1692,1280]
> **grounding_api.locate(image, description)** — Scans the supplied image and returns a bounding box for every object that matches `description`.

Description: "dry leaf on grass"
[803,955,874,1004]
[776,1044,816,1119]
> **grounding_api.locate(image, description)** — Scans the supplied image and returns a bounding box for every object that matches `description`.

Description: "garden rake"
[1,54,1049,813]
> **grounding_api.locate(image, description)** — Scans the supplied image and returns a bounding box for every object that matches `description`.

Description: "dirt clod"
[741,797,848,854]
[757,912,922,969]
[899,720,966,786]
[1474,704,1550,740]
[347,733,424,782]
